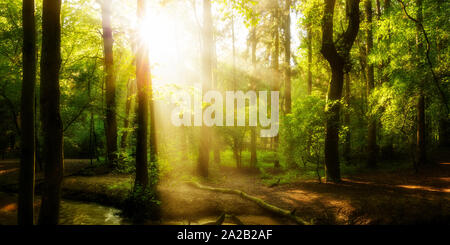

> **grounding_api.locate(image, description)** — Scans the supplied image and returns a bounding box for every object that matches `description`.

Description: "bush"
[280,95,326,170]
[121,184,161,223]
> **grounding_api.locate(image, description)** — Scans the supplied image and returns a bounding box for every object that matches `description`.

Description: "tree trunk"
[416,94,426,165]
[365,0,377,168]
[284,0,291,114]
[188,181,310,225]
[233,142,241,168]
[135,0,149,189]
[343,72,351,163]
[250,24,257,169]
[415,0,426,166]
[272,5,280,166]
[307,23,312,95]
[38,0,63,225]
[35,95,42,171]
[213,144,221,164]
[121,79,135,149]
[439,119,450,147]
[321,0,360,182]
[149,72,157,165]
[306,22,313,160]
[101,0,118,167]
[197,0,213,177]
[18,0,36,225]
[231,14,241,167]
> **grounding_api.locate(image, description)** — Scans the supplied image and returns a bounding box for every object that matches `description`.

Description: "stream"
[0,191,283,225]
[0,192,127,225]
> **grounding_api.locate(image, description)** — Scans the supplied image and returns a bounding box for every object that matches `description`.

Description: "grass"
[211,149,416,186]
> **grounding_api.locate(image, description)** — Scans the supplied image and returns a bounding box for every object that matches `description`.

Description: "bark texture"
[18,0,36,225]
[321,0,360,182]
[135,0,149,188]
[38,0,64,225]
[197,0,213,177]
[101,0,118,167]
[365,0,377,168]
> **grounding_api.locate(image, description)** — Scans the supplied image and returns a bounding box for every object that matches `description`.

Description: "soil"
[0,156,449,225]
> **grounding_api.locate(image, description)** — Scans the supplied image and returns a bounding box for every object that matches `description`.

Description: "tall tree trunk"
[435,1,449,147]
[35,95,41,171]
[272,5,280,167]
[149,71,157,166]
[213,144,221,164]
[101,0,118,167]
[365,0,377,168]
[18,0,36,225]
[306,22,313,160]
[439,119,450,147]
[233,145,241,168]
[121,79,135,149]
[284,0,291,114]
[197,0,213,177]
[231,14,236,91]
[307,23,312,95]
[135,0,149,189]
[231,14,242,167]
[87,62,94,165]
[250,23,257,169]
[343,72,351,163]
[382,0,394,153]
[212,13,220,165]
[415,0,426,165]
[321,0,360,182]
[38,0,63,225]
[180,126,188,160]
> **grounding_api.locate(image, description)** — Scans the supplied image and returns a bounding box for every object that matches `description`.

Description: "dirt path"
[186,161,450,224]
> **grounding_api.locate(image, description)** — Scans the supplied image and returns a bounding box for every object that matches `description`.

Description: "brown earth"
[0,157,449,225]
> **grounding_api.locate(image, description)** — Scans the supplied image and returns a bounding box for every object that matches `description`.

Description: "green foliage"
[280,95,326,169]
[121,184,161,222]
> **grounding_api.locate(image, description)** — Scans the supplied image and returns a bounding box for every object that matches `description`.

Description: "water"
[1,192,281,225]
[0,192,127,225]
[58,199,126,225]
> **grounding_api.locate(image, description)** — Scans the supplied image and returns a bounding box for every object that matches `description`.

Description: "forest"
[0,0,449,226]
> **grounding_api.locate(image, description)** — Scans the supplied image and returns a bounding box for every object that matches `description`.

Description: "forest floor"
[0,153,449,225]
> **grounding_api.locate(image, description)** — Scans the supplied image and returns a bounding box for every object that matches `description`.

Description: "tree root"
[187,181,311,225]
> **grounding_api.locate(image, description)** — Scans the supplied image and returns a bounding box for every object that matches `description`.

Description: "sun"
[133,2,201,88]
[137,8,179,85]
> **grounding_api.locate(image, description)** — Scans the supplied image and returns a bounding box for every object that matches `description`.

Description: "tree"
[365,0,377,168]
[250,21,257,169]
[197,0,214,177]
[321,0,360,182]
[135,0,149,189]
[306,23,312,95]
[283,0,291,113]
[38,0,64,224]
[415,0,426,166]
[18,0,36,225]
[100,0,118,167]
[120,79,135,149]
[343,73,351,163]
[271,1,281,167]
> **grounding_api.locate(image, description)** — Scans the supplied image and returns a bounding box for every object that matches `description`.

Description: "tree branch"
[397,0,449,114]
[63,101,91,132]
[187,181,311,225]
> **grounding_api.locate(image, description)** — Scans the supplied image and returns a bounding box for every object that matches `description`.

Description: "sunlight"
[138,9,176,64]
[395,184,450,193]
[137,4,187,88]
[1,0,449,228]
[0,203,16,212]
